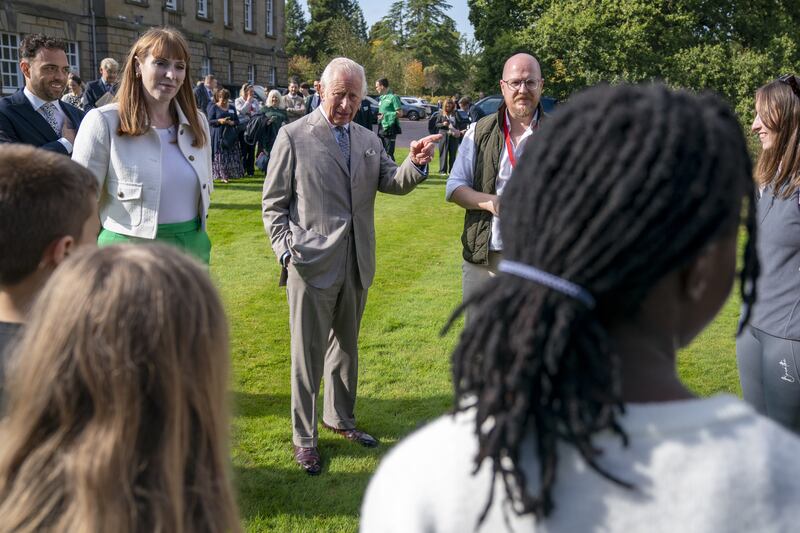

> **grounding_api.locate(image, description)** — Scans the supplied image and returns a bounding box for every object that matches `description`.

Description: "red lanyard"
[502,114,539,168]
[502,116,517,168]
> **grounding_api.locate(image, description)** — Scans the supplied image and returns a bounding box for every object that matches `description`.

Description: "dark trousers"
[380,134,397,161]
[737,324,800,432]
[438,134,460,173]
[239,131,255,175]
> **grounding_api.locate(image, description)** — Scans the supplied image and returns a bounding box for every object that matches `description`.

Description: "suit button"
[188,155,195,161]
[202,183,207,189]
[117,191,124,198]
[180,129,184,135]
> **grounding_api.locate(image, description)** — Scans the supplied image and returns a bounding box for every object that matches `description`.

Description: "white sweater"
[361,395,800,533]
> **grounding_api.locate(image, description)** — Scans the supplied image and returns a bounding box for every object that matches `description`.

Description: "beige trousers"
[461,251,503,327]
[286,236,367,448]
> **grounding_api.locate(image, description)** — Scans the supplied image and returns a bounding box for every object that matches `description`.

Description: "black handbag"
[221,125,238,150]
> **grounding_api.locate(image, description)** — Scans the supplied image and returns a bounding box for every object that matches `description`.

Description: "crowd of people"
[0,25,799,532]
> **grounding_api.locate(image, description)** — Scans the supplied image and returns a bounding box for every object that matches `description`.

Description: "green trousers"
[98,218,211,265]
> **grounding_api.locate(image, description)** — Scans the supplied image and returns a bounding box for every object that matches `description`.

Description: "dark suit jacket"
[82,79,116,111]
[194,84,212,115]
[0,89,85,154]
[305,92,321,114]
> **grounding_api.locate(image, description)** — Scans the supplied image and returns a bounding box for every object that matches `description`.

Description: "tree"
[424,65,443,94]
[285,0,308,57]
[404,59,425,94]
[306,0,369,60]
[468,0,800,120]
[288,55,316,83]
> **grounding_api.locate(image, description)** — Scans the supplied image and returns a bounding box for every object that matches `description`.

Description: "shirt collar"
[23,87,58,111]
[318,105,350,131]
[504,107,540,133]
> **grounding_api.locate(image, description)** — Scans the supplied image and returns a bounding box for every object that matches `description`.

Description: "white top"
[361,394,800,533]
[71,103,212,239]
[234,97,259,118]
[23,87,72,153]
[155,127,200,224]
[445,110,538,251]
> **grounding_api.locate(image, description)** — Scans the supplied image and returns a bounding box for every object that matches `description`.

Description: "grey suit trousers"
[287,234,368,447]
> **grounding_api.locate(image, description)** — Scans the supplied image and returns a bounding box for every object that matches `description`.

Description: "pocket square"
[365,148,377,156]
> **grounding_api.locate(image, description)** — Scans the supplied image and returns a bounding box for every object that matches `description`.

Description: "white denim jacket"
[72,102,213,239]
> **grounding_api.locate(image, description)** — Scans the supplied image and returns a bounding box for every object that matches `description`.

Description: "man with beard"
[445,53,546,325]
[0,34,84,154]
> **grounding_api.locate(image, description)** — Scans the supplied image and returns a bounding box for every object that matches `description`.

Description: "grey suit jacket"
[262,109,426,289]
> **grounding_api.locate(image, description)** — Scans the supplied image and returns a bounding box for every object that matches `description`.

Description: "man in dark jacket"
[0,33,84,154]
[194,74,217,115]
[82,57,118,111]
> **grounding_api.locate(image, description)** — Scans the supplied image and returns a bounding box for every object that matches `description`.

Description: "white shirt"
[155,126,200,224]
[362,394,800,533]
[445,109,539,251]
[23,86,73,153]
[234,97,259,118]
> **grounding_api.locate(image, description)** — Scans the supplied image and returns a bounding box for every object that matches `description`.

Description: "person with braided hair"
[361,83,800,532]
[736,74,800,432]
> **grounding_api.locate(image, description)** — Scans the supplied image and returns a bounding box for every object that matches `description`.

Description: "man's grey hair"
[100,57,119,70]
[320,58,367,99]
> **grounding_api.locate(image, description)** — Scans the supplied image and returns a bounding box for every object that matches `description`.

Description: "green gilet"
[460,103,544,264]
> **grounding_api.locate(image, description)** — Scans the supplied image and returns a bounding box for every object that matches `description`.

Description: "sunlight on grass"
[208,147,743,532]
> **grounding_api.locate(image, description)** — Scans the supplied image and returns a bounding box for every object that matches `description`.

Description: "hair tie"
[498,260,596,309]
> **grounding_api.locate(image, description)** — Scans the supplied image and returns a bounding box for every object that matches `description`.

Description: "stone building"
[0,0,287,95]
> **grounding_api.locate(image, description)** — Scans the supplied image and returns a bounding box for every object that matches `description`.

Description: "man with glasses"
[445,52,547,325]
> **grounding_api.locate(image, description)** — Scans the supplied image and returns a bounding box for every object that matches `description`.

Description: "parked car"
[401,96,436,115]
[363,95,380,124]
[471,94,558,120]
[399,97,428,120]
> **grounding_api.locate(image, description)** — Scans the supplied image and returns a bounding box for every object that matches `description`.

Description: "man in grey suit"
[262,57,440,475]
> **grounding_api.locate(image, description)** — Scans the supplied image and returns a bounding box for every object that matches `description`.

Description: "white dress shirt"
[23,87,73,153]
[445,109,539,251]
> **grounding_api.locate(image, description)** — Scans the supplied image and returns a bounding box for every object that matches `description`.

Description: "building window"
[197,0,208,18]
[269,66,276,87]
[247,64,255,84]
[66,42,80,76]
[265,0,273,36]
[223,0,230,26]
[244,0,253,32]
[201,57,212,78]
[165,0,177,9]
[0,33,22,95]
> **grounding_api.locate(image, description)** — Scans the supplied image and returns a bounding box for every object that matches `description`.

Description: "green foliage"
[285,0,308,57]
[469,0,800,119]
[305,0,369,61]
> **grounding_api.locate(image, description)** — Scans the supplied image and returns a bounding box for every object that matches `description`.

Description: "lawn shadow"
[209,203,262,211]
[233,391,453,524]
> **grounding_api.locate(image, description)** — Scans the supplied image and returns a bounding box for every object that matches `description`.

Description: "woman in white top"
[235,83,259,176]
[361,84,800,532]
[72,27,213,264]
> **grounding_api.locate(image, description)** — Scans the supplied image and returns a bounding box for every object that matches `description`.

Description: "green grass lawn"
[207,148,743,532]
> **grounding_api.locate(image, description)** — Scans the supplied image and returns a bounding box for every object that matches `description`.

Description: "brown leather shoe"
[322,422,379,448]
[293,446,322,475]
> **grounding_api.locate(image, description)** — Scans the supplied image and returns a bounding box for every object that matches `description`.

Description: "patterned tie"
[334,126,350,169]
[39,102,60,135]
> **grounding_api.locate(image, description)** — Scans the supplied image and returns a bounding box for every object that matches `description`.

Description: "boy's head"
[0,145,99,287]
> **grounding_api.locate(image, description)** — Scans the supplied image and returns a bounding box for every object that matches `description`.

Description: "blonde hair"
[239,82,252,100]
[754,78,800,197]
[266,89,285,109]
[116,27,207,147]
[0,245,240,533]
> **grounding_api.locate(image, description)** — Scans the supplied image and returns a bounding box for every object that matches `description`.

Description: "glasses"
[502,78,542,92]
[778,74,800,99]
